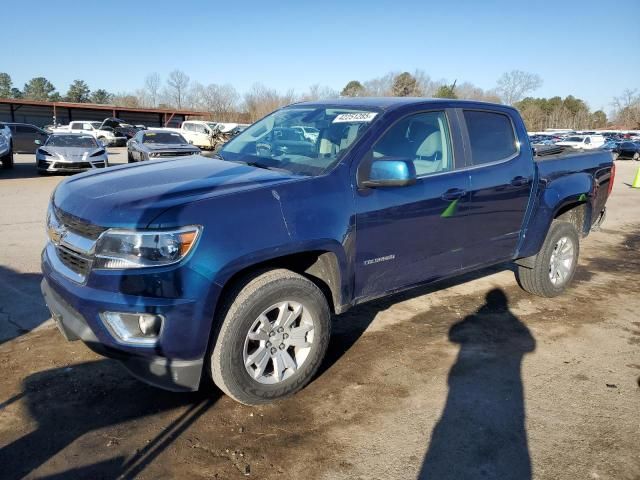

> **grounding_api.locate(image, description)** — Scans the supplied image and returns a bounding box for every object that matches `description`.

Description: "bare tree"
[189,82,241,121]
[243,84,295,122]
[496,70,542,105]
[144,73,161,107]
[612,89,640,128]
[166,70,190,108]
[299,84,338,101]
[363,72,395,96]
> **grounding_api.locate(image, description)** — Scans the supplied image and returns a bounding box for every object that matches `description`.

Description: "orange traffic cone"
[633,167,640,189]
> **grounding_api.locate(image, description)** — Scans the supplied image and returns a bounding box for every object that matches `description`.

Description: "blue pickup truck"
[41,98,614,405]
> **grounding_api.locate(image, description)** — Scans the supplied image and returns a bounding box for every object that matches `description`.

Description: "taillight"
[607,162,615,197]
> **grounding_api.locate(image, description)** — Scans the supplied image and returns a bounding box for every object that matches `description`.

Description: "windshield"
[564,136,584,142]
[46,135,97,148]
[219,107,379,176]
[142,132,187,144]
[206,122,218,130]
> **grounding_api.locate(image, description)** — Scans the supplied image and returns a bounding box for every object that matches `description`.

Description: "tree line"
[1,70,638,129]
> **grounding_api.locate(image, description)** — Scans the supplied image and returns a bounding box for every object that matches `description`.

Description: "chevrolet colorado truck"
[41,98,614,405]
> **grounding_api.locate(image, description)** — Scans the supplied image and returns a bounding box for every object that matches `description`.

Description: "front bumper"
[41,278,204,391]
[37,158,108,172]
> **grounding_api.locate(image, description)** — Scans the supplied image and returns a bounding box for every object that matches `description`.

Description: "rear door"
[459,109,534,267]
[354,108,470,299]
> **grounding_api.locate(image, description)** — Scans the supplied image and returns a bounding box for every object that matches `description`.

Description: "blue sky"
[3,0,639,112]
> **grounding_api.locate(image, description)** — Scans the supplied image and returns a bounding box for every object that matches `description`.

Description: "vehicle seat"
[414,132,444,175]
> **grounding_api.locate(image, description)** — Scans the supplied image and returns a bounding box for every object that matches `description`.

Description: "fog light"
[100,311,164,346]
[139,314,162,336]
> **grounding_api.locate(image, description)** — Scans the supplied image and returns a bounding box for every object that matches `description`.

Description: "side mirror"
[360,157,417,188]
[34,139,42,145]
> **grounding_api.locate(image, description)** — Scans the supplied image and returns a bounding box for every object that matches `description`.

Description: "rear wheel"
[210,269,331,405]
[516,221,580,297]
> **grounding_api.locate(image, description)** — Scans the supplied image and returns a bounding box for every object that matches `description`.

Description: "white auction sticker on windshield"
[332,112,378,123]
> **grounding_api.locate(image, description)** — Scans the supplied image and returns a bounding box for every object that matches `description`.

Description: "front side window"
[372,111,453,176]
[220,106,379,176]
[463,110,518,165]
[70,123,82,130]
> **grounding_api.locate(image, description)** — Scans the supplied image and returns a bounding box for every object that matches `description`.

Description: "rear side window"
[463,110,518,165]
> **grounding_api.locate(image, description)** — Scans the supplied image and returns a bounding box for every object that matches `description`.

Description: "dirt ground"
[0,151,639,480]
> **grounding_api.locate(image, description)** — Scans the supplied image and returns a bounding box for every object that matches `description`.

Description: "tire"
[1,148,14,169]
[633,152,639,161]
[210,269,331,405]
[516,221,580,298]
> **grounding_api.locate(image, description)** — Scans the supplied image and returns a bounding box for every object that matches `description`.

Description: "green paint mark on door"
[441,199,459,218]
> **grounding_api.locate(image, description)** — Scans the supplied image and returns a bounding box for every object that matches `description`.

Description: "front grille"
[153,151,193,158]
[54,207,107,240]
[56,245,91,277]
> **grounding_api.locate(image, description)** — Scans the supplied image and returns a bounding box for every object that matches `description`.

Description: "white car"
[556,134,605,150]
[291,126,320,142]
[51,121,125,146]
[158,120,221,150]
[0,122,14,169]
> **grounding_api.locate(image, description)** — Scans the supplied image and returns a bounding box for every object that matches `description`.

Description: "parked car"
[600,140,620,151]
[5,123,49,153]
[41,98,613,405]
[0,122,13,169]
[612,141,640,160]
[52,121,126,146]
[100,117,143,139]
[159,120,220,149]
[36,133,109,174]
[556,134,606,150]
[127,130,200,162]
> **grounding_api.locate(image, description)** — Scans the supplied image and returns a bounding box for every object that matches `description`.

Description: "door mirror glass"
[360,157,417,188]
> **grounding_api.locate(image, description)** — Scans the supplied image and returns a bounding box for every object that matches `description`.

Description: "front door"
[354,110,469,300]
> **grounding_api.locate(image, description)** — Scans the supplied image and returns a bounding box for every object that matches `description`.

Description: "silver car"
[36,133,109,174]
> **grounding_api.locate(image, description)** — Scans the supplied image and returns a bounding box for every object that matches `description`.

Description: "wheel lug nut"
[277,327,284,333]
[269,331,276,337]
[279,343,285,350]
[270,347,277,354]
[283,333,288,339]
[266,341,271,347]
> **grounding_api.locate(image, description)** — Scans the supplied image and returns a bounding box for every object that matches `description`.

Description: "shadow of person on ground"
[0,266,50,345]
[0,359,218,480]
[418,288,536,480]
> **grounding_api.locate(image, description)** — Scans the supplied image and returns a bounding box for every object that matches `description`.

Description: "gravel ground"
[0,150,639,480]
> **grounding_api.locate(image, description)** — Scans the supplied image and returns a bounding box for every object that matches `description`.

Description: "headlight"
[94,226,202,269]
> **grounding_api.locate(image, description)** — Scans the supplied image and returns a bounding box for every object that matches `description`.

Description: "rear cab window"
[463,110,518,165]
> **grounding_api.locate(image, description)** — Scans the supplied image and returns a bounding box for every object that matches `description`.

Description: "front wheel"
[516,221,580,297]
[210,269,331,405]
[1,148,14,169]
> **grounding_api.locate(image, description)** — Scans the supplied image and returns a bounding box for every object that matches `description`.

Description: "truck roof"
[293,97,516,112]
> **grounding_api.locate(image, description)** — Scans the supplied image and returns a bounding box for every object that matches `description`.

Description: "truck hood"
[53,155,297,228]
